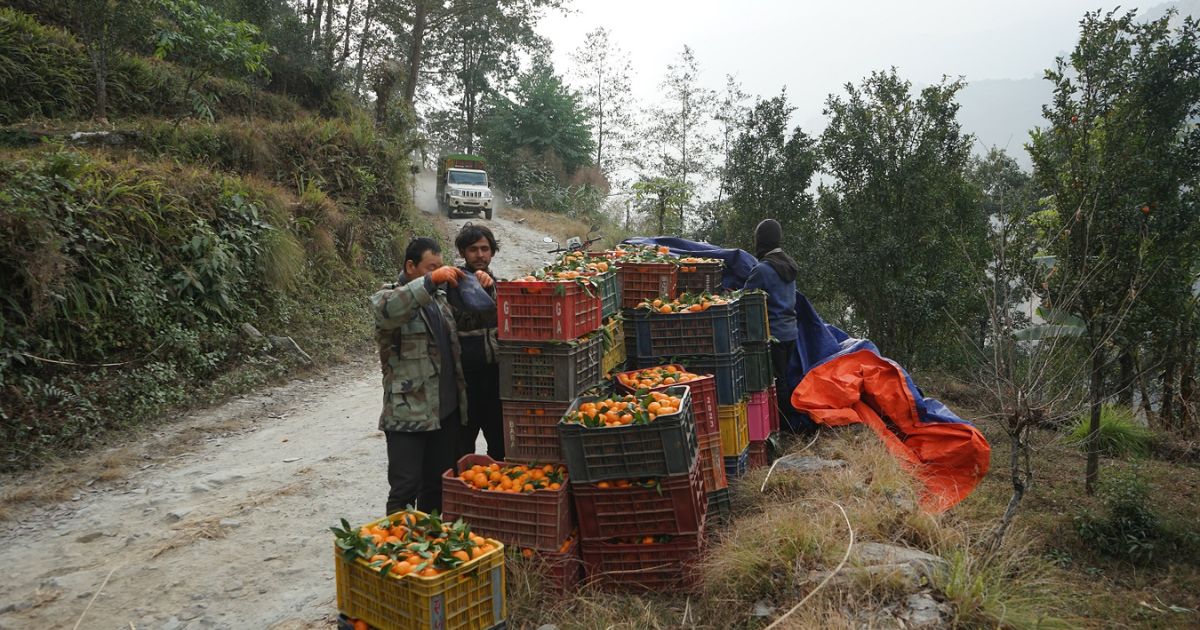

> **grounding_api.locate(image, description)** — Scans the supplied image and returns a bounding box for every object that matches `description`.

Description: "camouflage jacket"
[452,266,499,366]
[370,274,468,432]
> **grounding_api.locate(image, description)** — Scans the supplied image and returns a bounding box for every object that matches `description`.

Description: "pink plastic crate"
[747,389,773,441]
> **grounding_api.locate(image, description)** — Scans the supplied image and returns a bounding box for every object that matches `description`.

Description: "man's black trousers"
[457,364,505,461]
[384,409,460,515]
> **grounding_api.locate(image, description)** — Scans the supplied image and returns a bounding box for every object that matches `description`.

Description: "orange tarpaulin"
[791,349,991,512]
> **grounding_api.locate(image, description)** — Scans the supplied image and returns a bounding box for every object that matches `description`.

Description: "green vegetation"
[0,7,429,471]
[1068,405,1154,458]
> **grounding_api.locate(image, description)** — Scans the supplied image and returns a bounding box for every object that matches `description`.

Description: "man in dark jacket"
[744,219,800,425]
[450,224,504,460]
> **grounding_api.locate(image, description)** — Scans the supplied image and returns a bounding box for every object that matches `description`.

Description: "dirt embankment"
[0,198,564,629]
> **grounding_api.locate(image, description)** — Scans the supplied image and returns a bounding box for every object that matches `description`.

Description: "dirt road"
[0,197,558,629]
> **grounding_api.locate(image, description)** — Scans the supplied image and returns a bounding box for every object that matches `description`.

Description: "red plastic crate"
[618,261,677,309]
[581,533,703,590]
[748,440,769,469]
[441,454,574,553]
[502,399,573,465]
[614,365,719,437]
[572,462,706,541]
[511,534,584,593]
[497,279,602,342]
[697,430,728,492]
[747,389,774,441]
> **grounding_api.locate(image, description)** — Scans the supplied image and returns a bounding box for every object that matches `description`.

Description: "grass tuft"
[1068,404,1154,458]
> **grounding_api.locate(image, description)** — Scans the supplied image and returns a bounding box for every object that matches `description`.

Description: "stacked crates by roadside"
[333,508,507,630]
[496,253,610,465]
[480,253,612,591]
[558,384,707,590]
[737,289,779,470]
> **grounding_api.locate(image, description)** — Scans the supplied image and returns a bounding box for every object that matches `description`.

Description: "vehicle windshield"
[448,171,487,186]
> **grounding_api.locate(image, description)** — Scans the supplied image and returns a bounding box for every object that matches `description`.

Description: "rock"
[159,617,183,630]
[772,455,847,474]
[218,519,242,529]
[282,457,301,463]
[240,323,264,339]
[751,600,776,617]
[536,625,560,630]
[75,531,105,543]
[191,482,214,493]
[165,507,193,523]
[129,487,148,495]
[269,335,313,364]
[852,542,947,577]
[900,592,950,627]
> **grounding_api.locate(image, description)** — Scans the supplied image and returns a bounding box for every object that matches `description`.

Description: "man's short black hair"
[455,223,500,256]
[405,237,441,266]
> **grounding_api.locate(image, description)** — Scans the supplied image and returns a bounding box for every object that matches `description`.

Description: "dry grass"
[503,207,594,248]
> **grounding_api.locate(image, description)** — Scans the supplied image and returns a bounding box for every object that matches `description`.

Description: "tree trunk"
[89,45,109,122]
[312,0,325,47]
[324,0,336,64]
[1181,327,1196,432]
[990,416,1030,554]
[1161,359,1178,431]
[353,0,374,97]
[1085,346,1105,496]
[1118,347,1134,407]
[401,0,428,107]
[341,0,356,66]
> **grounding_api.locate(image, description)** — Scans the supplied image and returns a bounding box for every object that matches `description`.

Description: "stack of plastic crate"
[738,290,777,469]
[558,385,707,589]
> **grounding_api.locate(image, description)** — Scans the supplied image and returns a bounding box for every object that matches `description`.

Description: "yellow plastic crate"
[335,512,507,630]
[717,401,749,457]
[600,317,626,375]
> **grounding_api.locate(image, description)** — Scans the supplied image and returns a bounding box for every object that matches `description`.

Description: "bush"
[1075,470,1163,564]
[0,8,299,124]
[1068,404,1154,458]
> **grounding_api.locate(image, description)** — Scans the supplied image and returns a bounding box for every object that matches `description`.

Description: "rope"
[73,564,119,630]
[762,498,855,630]
[19,341,167,368]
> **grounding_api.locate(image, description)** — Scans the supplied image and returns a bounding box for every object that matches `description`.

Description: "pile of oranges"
[519,531,577,559]
[332,509,497,580]
[608,534,673,545]
[592,478,659,490]
[457,462,567,493]
[563,391,684,428]
[512,253,611,282]
[636,292,731,314]
[677,257,720,273]
[616,365,705,390]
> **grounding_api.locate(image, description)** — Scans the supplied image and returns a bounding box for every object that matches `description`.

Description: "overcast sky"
[540,0,1155,133]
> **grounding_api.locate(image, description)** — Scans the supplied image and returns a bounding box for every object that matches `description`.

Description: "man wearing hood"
[744,219,800,424]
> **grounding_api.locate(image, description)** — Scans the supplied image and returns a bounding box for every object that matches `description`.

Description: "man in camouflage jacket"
[370,237,467,514]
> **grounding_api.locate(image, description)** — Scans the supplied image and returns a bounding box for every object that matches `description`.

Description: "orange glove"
[430,265,465,287]
[475,270,494,289]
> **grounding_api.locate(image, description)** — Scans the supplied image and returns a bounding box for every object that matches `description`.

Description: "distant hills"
[954,0,1197,170]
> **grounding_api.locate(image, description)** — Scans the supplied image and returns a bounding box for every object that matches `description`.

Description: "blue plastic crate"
[723,447,750,481]
[639,351,746,405]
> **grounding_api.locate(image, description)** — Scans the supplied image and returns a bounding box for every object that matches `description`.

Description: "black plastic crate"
[676,260,724,295]
[705,488,732,524]
[499,334,603,402]
[630,302,741,359]
[738,291,770,343]
[557,386,698,483]
[743,342,772,392]
[641,351,747,405]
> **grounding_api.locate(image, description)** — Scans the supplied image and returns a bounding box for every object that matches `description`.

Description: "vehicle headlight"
[482,190,492,199]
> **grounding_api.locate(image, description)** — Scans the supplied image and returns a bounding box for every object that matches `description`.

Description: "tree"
[480,60,595,209]
[633,176,691,234]
[708,91,819,267]
[818,69,988,367]
[65,0,153,121]
[153,0,271,122]
[1027,9,1200,492]
[644,45,716,233]
[571,27,637,187]
[713,74,751,206]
